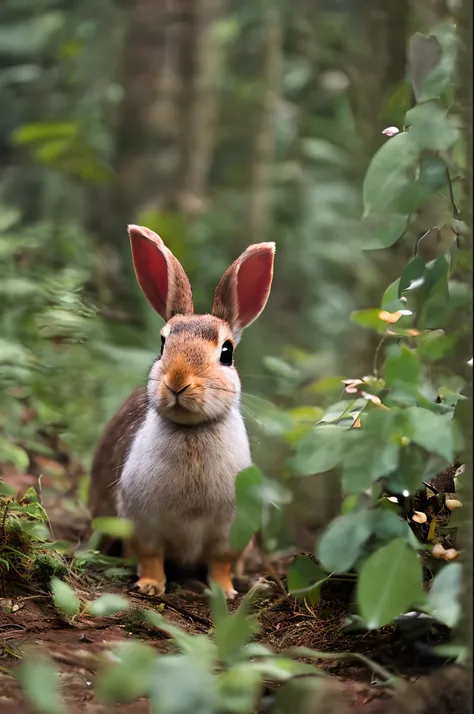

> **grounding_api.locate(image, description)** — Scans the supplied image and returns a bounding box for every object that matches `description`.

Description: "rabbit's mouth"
[161,403,210,426]
[153,386,232,426]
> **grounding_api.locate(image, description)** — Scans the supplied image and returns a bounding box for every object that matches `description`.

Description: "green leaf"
[146,611,211,655]
[12,121,79,145]
[363,132,419,217]
[341,414,401,495]
[357,539,423,629]
[317,510,373,573]
[383,344,420,392]
[399,256,429,295]
[213,595,259,664]
[0,479,18,497]
[407,33,442,102]
[411,23,458,102]
[0,438,29,471]
[362,212,409,250]
[416,329,458,361]
[406,407,454,462]
[92,516,134,539]
[87,594,129,617]
[287,556,327,603]
[386,447,426,497]
[319,399,366,424]
[418,155,449,192]
[371,507,420,549]
[290,424,344,476]
[150,655,218,714]
[381,279,404,312]
[17,652,66,714]
[217,663,261,713]
[243,394,294,436]
[427,562,462,628]
[97,641,157,704]
[50,577,81,617]
[228,466,264,551]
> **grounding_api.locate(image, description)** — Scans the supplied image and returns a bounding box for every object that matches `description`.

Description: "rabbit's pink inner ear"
[235,245,275,329]
[128,225,169,320]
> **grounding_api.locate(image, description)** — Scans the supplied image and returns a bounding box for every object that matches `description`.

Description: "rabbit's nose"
[164,382,191,395]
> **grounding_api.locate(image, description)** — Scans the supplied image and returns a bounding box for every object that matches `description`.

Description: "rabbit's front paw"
[134,578,166,597]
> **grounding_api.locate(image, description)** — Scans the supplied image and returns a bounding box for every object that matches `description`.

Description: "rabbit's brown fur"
[89,225,275,598]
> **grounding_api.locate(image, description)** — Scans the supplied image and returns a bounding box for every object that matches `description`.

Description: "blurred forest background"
[0,0,463,525]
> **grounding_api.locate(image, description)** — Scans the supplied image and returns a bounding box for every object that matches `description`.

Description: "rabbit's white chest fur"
[118,406,251,564]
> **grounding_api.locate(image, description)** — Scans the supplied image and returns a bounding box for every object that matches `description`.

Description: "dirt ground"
[0,470,469,714]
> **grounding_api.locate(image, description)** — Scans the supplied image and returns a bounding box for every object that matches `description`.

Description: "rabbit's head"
[128,225,275,426]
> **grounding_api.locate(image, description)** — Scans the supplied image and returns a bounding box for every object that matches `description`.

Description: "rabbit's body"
[118,400,251,565]
[89,225,275,599]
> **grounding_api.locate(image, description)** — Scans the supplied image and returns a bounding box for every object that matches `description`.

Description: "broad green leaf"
[383,345,420,392]
[92,516,134,539]
[341,420,401,495]
[287,555,327,603]
[371,507,420,549]
[363,132,419,217]
[415,22,458,101]
[385,447,426,497]
[290,424,344,476]
[87,594,129,617]
[406,104,459,151]
[18,652,66,714]
[416,329,458,361]
[351,309,386,333]
[418,155,449,192]
[228,466,264,551]
[0,438,29,471]
[399,256,429,295]
[381,80,413,125]
[363,212,409,250]
[50,577,81,617]
[406,407,454,462]
[381,279,404,312]
[150,655,217,714]
[357,539,423,629]
[317,510,373,573]
[97,641,157,704]
[217,663,261,713]
[427,562,462,628]
[407,33,442,102]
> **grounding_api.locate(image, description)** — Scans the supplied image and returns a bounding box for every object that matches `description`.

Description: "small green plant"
[0,482,68,587]
[230,19,471,635]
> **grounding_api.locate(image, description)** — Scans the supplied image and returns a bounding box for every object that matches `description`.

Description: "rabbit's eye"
[160,335,166,356]
[220,340,234,366]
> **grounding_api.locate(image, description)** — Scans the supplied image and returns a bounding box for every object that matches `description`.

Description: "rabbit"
[89,224,275,599]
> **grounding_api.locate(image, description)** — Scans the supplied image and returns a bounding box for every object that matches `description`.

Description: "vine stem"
[373,334,387,377]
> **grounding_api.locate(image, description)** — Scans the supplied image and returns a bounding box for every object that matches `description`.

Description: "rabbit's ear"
[212,243,275,335]
[128,225,194,321]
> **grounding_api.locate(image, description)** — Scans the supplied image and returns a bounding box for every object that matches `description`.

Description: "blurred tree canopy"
[0,0,466,472]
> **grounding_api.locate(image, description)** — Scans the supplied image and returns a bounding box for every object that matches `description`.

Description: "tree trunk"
[246,1,282,245]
